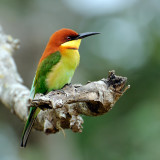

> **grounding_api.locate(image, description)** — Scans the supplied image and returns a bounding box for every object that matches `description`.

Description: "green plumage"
[21,52,61,147]
[34,52,61,94]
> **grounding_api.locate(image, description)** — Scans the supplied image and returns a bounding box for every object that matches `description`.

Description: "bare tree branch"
[0,26,130,135]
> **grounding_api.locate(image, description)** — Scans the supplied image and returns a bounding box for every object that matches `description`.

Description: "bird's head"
[39,28,100,64]
[49,28,100,51]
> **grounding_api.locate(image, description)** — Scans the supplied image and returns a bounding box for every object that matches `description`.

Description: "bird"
[21,28,100,147]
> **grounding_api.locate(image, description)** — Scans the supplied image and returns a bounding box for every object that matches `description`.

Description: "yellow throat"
[46,39,81,90]
[60,39,81,50]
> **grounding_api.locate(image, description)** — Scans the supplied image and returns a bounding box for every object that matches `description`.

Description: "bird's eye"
[67,36,71,41]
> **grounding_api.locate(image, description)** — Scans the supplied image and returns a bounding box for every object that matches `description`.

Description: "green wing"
[34,51,61,94]
[21,51,61,147]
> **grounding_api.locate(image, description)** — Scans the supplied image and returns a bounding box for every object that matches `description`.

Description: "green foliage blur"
[0,0,160,160]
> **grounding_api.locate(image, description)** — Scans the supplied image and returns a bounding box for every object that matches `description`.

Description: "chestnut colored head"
[49,28,79,47]
[39,29,78,63]
[39,28,100,64]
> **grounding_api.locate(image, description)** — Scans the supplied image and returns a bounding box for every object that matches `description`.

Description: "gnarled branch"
[0,26,130,135]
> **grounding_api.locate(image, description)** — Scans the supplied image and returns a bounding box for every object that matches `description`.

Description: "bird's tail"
[21,107,39,147]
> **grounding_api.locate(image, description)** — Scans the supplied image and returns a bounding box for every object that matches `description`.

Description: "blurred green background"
[0,0,160,160]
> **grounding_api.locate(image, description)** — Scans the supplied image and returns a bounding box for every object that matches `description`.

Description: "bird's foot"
[62,83,72,89]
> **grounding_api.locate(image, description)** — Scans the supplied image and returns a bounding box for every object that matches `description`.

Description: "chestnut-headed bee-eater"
[21,28,100,147]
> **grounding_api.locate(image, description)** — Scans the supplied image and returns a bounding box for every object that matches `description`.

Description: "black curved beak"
[75,32,100,40]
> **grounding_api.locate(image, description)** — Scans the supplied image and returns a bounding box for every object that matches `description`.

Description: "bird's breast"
[46,49,80,91]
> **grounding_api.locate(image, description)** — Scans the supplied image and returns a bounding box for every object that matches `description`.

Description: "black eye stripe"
[67,36,78,41]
